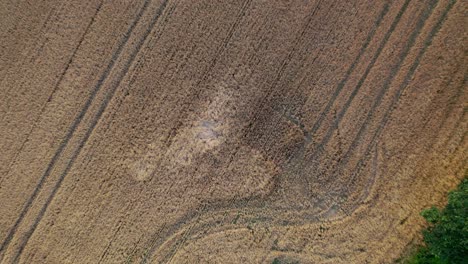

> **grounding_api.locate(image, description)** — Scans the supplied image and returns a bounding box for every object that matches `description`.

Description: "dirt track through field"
[0,0,466,263]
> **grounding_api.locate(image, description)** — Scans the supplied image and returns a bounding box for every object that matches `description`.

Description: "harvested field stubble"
[0,0,466,263]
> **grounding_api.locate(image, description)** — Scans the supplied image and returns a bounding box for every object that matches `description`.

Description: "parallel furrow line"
[307,1,391,136]
[344,0,456,199]
[1,1,102,186]
[0,0,106,257]
[11,1,170,262]
[310,0,413,158]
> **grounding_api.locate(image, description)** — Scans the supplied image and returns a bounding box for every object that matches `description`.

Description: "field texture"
[0,0,466,263]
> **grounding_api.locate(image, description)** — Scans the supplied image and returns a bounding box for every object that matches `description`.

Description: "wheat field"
[0,0,466,263]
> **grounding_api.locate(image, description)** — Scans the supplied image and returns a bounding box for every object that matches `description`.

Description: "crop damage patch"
[1,0,465,263]
[126,65,278,200]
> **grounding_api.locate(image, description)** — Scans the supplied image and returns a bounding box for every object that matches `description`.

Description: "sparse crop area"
[0,0,466,263]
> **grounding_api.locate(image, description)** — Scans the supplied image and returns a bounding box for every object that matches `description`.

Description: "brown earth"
[0,0,466,263]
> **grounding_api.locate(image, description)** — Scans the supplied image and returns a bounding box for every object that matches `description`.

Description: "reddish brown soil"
[0,0,466,263]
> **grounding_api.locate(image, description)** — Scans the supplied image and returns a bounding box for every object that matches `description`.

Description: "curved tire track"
[137,2,397,261]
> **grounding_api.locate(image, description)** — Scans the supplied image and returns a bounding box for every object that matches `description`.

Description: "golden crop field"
[0,0,466,263]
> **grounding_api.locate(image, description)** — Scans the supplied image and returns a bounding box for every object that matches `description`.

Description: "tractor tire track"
[135,4,454,256]
[121,3,255,260]
[0,1,102,186]
[278,0,397,197]
[97,221,124,264]
[283,1,390,168]
[137,1,395,260]
[116,8,257,260]
[0,0,160,261]
[0,0,462,262]
[336,0,440,172]
[355,64,465,210]
[251,0,327,171]
[0,0,106,258]
[306,1,392,137]
[150,196,347,263]
[309,0,414,159]
[10,1,171,262]
[227,0,329,208]
[65,1,178,173]
[342,0,457,201]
